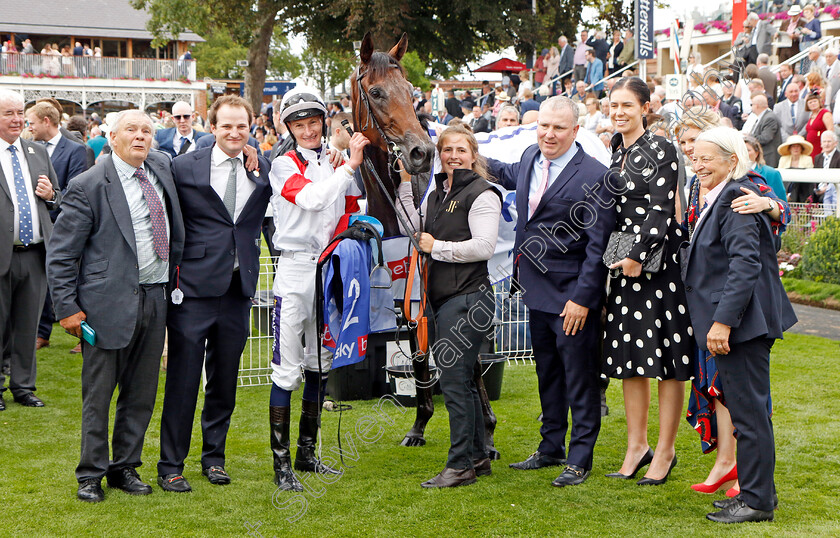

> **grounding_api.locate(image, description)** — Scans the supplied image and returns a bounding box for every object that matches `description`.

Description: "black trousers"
[158,271,251,475]
[432,289,494,469]
[715,337,776,512]
[77,283,167,481]
[529,308,601,471]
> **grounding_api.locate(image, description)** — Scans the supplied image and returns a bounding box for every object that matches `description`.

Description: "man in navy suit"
[157,95,272,492]
[25,101,88,350]
[487,96,615,487]
[154,101,210,158]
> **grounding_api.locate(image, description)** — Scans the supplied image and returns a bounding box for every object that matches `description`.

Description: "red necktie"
[134,167,169,261]
[530,158,551,217]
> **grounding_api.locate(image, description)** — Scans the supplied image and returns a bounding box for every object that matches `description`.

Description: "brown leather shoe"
[473,458,492,477]
[421,467,477,488]
[70,343,82,354]
[36,337,50,350]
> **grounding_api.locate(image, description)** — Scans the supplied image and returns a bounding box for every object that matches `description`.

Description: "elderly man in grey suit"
[47,110,184,503]
[774,82,808,142]
[0,89,60,411]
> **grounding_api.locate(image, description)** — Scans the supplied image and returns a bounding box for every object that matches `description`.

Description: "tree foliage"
[401,51,431,92]
[301,44,356,100]
[193,32,249,80]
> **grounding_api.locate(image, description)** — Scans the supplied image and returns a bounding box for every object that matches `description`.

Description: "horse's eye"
[369,87,383,99]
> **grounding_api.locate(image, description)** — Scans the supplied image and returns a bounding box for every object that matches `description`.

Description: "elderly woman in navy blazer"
[681,127,797,524]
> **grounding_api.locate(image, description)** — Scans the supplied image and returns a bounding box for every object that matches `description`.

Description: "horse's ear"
[389,33,408,62]
[360,32,374,64]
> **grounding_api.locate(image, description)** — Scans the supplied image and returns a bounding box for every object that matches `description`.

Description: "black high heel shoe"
[605,448,654,479]
[637,455,677,486]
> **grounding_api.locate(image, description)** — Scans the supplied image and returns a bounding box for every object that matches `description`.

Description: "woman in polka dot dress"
[603,77,694,485]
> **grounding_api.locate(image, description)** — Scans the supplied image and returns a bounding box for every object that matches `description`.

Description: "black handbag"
[602,231,665,273]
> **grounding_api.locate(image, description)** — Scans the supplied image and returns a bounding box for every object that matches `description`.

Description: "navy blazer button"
[523,226,529,232]
[133,288,138,295]
[229,249,235,255]
[685,286,692,292]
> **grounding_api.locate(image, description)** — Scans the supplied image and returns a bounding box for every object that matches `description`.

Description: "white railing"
[0,52,196,81]
[237,259,534,386]
[779,168,840,221]
[772,35,840,73]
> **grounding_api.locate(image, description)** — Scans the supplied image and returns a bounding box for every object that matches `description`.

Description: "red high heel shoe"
[725,485,740,497]
[690,465,737,494]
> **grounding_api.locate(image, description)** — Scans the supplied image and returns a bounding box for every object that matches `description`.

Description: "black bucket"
[385,364,438,407]
[479,353,507,401]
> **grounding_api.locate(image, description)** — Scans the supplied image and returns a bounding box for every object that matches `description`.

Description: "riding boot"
[294,399,341,475]
[270,406,303,491]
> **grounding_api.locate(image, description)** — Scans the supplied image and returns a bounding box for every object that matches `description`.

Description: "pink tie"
[530,158,551,217]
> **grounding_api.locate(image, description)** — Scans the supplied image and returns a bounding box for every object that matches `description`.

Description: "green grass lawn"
[782,277,840,310]
[2,330,839,537]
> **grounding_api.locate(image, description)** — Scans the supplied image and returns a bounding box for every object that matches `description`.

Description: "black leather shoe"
[707,498,774,523]
[203,465,231,485]
[77,478,104,502]
[14,392,44,407]
[473,458,492,477]
[637,455,677,486]
[509,451,566,470]
[421,467,477,488]
[158,474,192,492]
[713,494,779,510]
[552,464,590,487]
[606,448,654,479]
[0,394,5,411]
[106,467,152,495]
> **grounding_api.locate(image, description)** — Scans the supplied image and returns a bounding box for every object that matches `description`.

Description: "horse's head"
[351,32,434,175]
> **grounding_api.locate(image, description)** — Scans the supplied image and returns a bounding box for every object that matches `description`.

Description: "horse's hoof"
[400,436,426,447]
[487,447,501,461]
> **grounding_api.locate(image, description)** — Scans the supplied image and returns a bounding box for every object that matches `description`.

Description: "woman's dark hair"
[610,76,651,105]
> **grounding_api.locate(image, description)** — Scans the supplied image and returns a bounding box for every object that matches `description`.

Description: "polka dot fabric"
[603,131,694,381]
[8,146,33,246]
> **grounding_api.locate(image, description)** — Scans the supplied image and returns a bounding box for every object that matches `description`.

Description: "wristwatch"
[762,198,775,213]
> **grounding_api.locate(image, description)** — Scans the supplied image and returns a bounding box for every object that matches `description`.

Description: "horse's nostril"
[410,146,427,163]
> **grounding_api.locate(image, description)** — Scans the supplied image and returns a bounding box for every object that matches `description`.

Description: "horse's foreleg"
[473,361,500,460]
[400,335,434,447]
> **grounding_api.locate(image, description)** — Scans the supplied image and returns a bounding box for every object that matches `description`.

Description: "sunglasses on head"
[173,114,191,120]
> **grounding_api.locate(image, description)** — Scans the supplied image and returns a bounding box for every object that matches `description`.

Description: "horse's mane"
[362,51,406,78]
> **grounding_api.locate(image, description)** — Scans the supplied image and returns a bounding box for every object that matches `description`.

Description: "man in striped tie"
[47,109,185,503]
[0,89,60,411]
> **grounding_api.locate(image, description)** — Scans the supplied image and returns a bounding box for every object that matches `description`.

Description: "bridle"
[354,66,408,174]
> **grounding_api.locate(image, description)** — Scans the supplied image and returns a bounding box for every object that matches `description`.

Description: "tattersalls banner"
[635,0,655,60]
[732,0,747,44]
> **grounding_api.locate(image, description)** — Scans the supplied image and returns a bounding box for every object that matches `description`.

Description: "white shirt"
[210,144,254,223]
[0,138,43,244]
[269,145,361,256]
[173,129,196,155]
[529,144,579,215]
[822,149,836,168]
[742,108,766,135]
[112,153,169,284]
[210,145,255,270]
[45,132,62,157]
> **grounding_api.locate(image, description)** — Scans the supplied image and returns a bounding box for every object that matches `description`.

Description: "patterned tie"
[530,158,551,217]
[790,103,795,127]
[223,158,237,219]
[133,167,168,261]
[8,146,33,246]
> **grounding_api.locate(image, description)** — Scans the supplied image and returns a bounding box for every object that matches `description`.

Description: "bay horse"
[351,33,500,458]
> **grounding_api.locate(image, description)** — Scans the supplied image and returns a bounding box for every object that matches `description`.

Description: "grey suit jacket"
[47,152,185,350]
[773,99,808,141]
[755,20,775,55]
[752,110,782,168]
[0,138,61,275]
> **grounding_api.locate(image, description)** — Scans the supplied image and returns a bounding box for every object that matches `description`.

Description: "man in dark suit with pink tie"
[487,96,615,487]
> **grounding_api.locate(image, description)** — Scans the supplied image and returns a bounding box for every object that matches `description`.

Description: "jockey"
[268,86,369,491]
